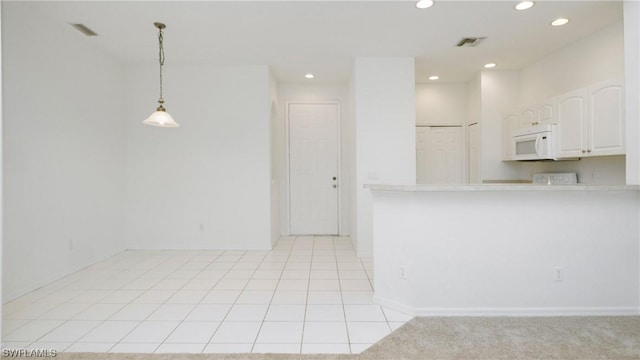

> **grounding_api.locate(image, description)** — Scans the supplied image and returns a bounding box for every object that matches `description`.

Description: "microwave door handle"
[534,135,542,156]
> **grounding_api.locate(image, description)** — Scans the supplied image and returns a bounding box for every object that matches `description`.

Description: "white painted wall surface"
[269,71,280,247]
[519,22,624,107]
[479,71,522,181]
[124,65,272,250]
[467,75,481,125]
[2,3,126,301]
[277,84,350,236]
[416,83,468,126]
[353,58,416,256]
[1,1,4,341]
[372,189,640,315]
[348,71,358,251]
[624,2,640,185]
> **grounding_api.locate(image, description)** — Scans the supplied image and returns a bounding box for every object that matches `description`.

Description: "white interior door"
[289,103,339,235]
[417,126,464,184]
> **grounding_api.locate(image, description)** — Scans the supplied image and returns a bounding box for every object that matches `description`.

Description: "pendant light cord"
[158,26,165,105]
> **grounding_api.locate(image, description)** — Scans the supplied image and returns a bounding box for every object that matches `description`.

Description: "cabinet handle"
[587,149,591,153]
[582,150,586,153]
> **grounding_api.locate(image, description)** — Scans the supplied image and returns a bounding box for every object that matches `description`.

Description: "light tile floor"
[2,236,412,354]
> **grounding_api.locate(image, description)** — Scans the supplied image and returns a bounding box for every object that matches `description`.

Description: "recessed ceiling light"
[416,0,434,9]
[305,73,315,79]
[484,63,497,69]
[514,1,535,11]
[551,18,570,26]
[429,75,440,80]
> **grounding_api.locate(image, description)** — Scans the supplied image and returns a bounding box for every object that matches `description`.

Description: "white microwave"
[512,124,557,161]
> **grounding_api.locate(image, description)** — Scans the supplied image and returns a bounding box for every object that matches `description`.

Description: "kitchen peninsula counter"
[366,184,640,192]
[367,183,640,317]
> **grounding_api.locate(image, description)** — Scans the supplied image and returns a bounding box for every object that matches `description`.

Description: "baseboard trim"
[3,249,126,303]
[374,294,640,317]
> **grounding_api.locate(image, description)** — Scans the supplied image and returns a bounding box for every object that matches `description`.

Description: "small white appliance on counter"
[512,124,557,161]
[532,172,578,185]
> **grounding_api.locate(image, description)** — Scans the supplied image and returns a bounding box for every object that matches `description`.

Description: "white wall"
[2,2,126,301]
[353,58,416,256]
[519,22,624,106]
[1,1,5,338]
[516,21,626,184]
[276,83,350,236]
[269,71,280,247]
[348,71,358,249]
[372,188,639,315]
[416,83,468,126]
[479,71,522,181]
[624,2,640,185]
[467,75,481,125]
[124,65,272,250]
[622,1,640,306]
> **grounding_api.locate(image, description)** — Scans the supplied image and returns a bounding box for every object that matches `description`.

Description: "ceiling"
[21,0,623,83]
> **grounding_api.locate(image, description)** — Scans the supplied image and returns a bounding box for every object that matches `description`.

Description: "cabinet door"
[502,114,517,161]
[444,127,464,184]
[418,127,464,184]
[520,108,535,128]
[588,79,624,156]
[556,88,588,158]
[416,127,428,183]
[538,100,555,125]
[468,123,480,184]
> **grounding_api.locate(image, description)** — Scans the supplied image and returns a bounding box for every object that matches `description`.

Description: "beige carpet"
[14,316,640,360]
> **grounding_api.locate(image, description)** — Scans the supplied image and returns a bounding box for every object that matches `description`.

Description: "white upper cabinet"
[519,108,536,127]
[588,79,625,156]
[556,79,624,159]
[556,88,589,158]
[519,99,555,128]
[538,101,555,125]
[504,78,625,161]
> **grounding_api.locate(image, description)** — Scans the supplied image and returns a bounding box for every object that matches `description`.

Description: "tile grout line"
[149,250,233,354]
[334,235,353,354]
[107,250,229,354]
[30,252,192,353]
[299,235,317,354]
[248,237,294,354]
[204,252,255,352]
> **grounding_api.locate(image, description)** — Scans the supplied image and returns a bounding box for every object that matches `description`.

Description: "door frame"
[285,101,342,235]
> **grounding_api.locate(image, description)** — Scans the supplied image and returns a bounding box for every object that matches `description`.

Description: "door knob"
[333,184,337,188]
[332,177,337,180]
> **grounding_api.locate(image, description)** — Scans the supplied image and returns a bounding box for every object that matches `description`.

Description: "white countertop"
[365,184,640,192]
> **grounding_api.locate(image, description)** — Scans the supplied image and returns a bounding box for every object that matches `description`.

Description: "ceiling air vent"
[456,37,486,47]
[70,23,98,36]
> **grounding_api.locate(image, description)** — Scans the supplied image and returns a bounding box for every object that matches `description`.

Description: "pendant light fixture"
[143,22,179,128]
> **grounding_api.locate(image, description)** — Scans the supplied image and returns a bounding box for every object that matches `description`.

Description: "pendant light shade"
[143,109,179,128]
[144,22,179,128]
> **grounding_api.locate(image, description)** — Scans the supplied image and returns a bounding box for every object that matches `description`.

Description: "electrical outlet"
[554,267,563,282]
[399,265,408,280]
